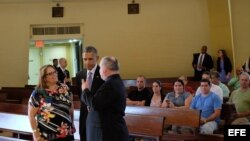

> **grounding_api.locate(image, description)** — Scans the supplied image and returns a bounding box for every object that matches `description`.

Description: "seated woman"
[149,80,165,107]
[28,65,75,141]
[161,79,193,134]
[162,79,192,108]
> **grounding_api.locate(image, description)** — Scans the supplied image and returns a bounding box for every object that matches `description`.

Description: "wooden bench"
[0,87,80,104]
[0,87,33,104]
[125,114,164,141]
[0,112,80,140]
[125,106,201,140]
[73,101,81,109]
[0,103,28,115]
[0,136,27,141]
[0,102,80,140]
[123,77,199,88]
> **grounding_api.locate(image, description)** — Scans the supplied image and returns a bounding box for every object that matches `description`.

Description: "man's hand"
[81,79,90,90]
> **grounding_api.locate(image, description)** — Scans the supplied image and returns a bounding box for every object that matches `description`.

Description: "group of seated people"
[126,71,250,135]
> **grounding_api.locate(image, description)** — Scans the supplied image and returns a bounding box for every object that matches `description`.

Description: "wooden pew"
[0,87,80,104]
[125,106,201,140]
[214,103,237,134]
[0,87,33,104]
[0,136,27,141]
[125,114,164,141]
[0,103,28,115]
[73,101,81,109]
[0,112,80,140]
[123,77,199,88]
[124,79,200,95]
[125,106,200,127]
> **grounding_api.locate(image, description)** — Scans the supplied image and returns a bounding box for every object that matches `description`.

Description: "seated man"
[191,79,222,134]
[195,71,223,101]
[229,72,250,125]
[228,67,242,91]
[126,75,151,106]
[210,71,230,98]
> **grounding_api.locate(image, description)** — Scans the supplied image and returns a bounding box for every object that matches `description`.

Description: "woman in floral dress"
[28,65,75,141]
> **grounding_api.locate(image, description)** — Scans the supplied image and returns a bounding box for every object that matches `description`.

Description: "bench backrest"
[125,106,200,128]
[221,103,237,124]
[0,136,27,141]
[0,103,28,115]
[0,88,33,101]
[125,114,164,140]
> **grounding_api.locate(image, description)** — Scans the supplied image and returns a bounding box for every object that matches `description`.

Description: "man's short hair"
[101,56,119,71]
[83,45,98,54]
[210,71,220,78]
[202,71,211,78]
[137,75,146,80]
[240,72,250,80]
[200,79,211,86]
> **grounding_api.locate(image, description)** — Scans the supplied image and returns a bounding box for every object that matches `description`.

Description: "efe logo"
[228,129,246,136]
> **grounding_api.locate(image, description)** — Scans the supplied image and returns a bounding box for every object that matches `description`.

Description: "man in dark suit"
[52,58,58,69]
[242,56,250,74]
[192,45,214,81]
[57,58,71,87]
[82,56,129,141]
[76,46,104,141]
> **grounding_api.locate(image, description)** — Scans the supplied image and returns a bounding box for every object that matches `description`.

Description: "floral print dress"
[29,85,74,140]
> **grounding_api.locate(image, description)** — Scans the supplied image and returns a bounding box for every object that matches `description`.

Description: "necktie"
[198,54,203,67]
[87,72,93,90]
[64,70,67,78]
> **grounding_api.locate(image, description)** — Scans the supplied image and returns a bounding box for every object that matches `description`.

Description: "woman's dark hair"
[173,79,184,86]
[200,79,211,86]
[153,80,165,101]
[155,80,162,87]
[218,49,228,59]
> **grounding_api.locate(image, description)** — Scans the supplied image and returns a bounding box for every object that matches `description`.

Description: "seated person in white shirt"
[195,71,223,101]
[210,71,230,98]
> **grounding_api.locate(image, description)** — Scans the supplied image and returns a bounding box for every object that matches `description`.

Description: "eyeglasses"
[45,71,57,76]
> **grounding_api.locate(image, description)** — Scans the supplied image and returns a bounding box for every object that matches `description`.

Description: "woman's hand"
[33,130,41,141]
[169,101,175,108]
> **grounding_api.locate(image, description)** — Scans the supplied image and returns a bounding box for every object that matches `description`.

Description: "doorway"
[28,39,82,85]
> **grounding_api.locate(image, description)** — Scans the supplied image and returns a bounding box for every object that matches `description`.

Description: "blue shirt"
[190,92,222,124]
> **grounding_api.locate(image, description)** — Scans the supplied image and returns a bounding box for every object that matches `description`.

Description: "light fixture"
[52,1,64,18]
[128,0,140,14]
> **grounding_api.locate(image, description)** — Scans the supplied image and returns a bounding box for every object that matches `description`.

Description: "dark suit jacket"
[192,53,214,71]
[84,74,129,141]
[242,57,250,74]
[56,67,70,86]
[76,66,104,99]
[217,57,232,75]
[76,66,104,141]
